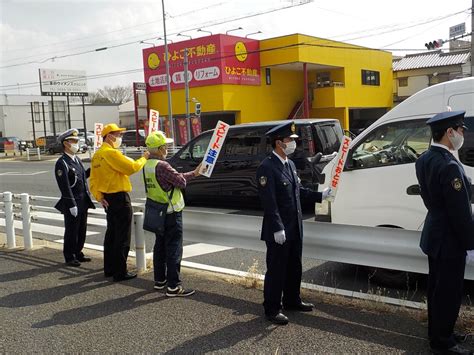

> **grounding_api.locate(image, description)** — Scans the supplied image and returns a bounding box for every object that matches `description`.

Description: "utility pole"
[184,48,192,144]
[161,0,175,148]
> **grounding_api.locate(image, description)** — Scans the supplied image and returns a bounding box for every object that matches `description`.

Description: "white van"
[321,77,474,230]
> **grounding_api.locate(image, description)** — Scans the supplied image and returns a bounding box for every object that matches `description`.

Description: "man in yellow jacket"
[90,123,150,281]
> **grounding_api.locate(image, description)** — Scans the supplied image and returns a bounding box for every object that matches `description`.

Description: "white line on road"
[0,218,99,237]
[0,171,49,176]
[34,211,107,227]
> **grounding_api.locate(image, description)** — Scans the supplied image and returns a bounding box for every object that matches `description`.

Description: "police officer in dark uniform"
[54,129,95,267]
[256,121,332,325]
[415,111,474,354]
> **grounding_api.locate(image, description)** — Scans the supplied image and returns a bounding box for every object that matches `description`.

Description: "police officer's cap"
[426,110,467,131]
[57,128,79,144]
[265,121,299,139]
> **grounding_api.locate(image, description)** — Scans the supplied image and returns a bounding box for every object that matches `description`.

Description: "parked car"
[0,137,25,152]
[122,129,146,147]
[167,119,343,208]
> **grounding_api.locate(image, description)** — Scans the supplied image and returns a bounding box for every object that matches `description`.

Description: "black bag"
[143,198,168,233]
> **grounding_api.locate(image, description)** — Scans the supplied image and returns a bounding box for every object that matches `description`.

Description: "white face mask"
[112,136,122,148]
[69,143,79,154]
[282,140,296,156]
[448,129,464,150]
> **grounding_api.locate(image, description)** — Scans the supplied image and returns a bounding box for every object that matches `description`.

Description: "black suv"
[168,119,343,208]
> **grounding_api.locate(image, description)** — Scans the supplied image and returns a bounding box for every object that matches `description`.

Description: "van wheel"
[368,267,416,288]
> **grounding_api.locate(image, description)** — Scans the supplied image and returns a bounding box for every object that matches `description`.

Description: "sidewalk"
[0,235,472,353]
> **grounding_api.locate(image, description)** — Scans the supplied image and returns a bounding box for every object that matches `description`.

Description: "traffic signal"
[425,39,444,50]
[195,102,201,116]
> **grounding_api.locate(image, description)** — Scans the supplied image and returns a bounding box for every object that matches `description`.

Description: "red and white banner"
[94,123,103,151]
[328,136,352,201]
[177,117,189,145]
[199,120,230,178]
[148,109,159,136]
[191,116,202,138]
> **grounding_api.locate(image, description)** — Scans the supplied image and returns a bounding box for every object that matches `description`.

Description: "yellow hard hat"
[146,131,174,148]
[102,123,126,137]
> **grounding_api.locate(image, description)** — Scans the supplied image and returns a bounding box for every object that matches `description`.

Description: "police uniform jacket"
[416,145,474,259]
[257,153,322,242]
[55,153,95,214]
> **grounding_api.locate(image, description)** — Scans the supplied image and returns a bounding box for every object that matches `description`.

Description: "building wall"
[146,33,393,130]
[0,95,119,139]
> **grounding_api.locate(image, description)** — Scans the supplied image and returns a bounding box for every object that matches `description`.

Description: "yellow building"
[144,33,393,138]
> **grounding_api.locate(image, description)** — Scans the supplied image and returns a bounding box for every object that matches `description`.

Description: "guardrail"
[26,147,41,161]
[2,191,473,280]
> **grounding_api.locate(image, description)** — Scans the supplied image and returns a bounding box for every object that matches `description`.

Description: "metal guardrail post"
[36,147,41,161]
[133,212,146,272]
[3,191,16,248]
[21,193,33,250]
[26,148,30,161]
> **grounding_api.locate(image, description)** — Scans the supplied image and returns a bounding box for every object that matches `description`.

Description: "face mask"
[282,141,296,156]
[69,143,79,154]
[112,136,122,148]
[448,129,464,150]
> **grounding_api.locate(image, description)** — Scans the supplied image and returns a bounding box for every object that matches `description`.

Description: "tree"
[88,85,133,104]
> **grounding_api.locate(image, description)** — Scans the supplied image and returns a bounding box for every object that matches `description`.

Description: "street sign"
[449,23,465,38]
[39,69,88,96]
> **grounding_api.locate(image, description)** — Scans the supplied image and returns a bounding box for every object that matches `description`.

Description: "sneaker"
[154,280,167,290]
[166,285,195,297]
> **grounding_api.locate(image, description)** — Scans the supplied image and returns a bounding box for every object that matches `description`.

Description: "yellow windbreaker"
[89,142,147,201]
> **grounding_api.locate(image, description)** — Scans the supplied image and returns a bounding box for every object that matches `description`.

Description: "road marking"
[0,218,99,237]
[0,171,49,176]
[182,243,234,258]
[34,211,106,227]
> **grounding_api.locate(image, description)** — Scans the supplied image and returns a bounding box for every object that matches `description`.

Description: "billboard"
[39,69,88,96]
[143,34,260,92]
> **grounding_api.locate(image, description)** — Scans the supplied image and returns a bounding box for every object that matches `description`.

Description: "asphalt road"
[1,156,473,305]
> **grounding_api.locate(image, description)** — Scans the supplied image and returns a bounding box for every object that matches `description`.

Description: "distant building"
[0,94,120,140]
[392,49,471,104]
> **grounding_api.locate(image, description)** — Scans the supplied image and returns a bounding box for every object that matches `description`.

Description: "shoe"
[283,301,314,312]
[113,272,137,282]
[154,280,167,290]
[431,344,473,354]
[65,260,81,267]
[78,257,91,262]
[454,332,469,344]
[166,285,195,297]
[265,312,289,325]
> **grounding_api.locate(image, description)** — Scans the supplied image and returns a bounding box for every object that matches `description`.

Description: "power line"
[1,1,311,68]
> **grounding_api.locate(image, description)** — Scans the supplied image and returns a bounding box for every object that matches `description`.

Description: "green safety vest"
[144,159,185,213]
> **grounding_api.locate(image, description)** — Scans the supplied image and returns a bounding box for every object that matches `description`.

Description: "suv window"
[223,128,265,158]
[315,123,342,155]
[350,119,431,169]
[178,132,211,161]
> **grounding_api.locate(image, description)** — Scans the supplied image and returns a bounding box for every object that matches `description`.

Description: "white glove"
[273,230,286,245]
[467,250,474,264]
[322,187,333,200]
[69,206,78,217]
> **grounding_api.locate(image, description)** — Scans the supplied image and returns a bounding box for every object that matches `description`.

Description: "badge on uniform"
[259,176,267,187]
[57,169,63,177]
[452,178,463,191]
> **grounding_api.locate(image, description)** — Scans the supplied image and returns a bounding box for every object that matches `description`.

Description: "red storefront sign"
[143,34,260,92]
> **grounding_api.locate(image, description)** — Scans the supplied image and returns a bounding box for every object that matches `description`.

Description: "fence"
[2,191,473,280]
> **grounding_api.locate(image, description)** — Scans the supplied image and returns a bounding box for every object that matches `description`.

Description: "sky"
[0,0,472,95]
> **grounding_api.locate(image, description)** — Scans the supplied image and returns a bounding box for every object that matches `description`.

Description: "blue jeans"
[153,211,183,288]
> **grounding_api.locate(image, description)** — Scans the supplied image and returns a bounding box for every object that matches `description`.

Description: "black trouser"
[63,210,88,262]
[153,211,183,288]
[263,237,303,316]
[103,192,132,277]
[427,255,466,350]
